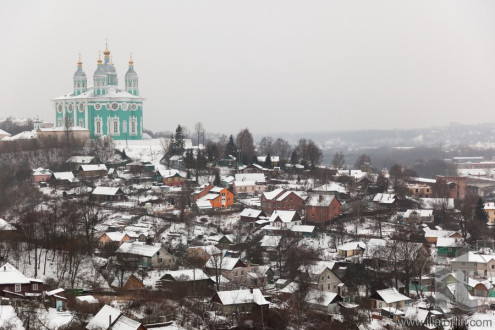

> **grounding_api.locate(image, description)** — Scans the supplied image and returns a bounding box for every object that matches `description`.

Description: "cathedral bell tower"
[125,53,139,96]
[93,52,107,95]
[73,55,87,95]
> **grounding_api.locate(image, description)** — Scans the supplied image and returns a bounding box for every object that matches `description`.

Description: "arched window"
[113,120,118,134]
[122,120,127,133]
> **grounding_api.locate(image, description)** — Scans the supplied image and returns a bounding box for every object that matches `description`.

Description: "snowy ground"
[0,305,23,329]
[7,248,110,289]
[114,139,164,165]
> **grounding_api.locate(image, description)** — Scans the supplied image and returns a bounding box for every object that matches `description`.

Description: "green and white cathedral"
[52,44,143,140]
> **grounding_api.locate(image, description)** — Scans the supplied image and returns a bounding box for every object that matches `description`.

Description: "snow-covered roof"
[196,200,213,209]
[278,282,299,294]
[92,187,123,196]
[240,208,263,218]
[374,288,411,304]
[338,241,366,251]
[86,304,142,330]
[209,186,225,193]
[189,245,221,256]
[45,288,64,296]
[53,171,75,182]
[0,263,32,285]
[306,194,338,207]
[0,218,16,231]
[235,173,266,184]
[263,188,285,200]
[373,193,396,204]
[453,251,495,264]
[484,202,495,210]
[337,169,367,180]
[66,156,96,164]
[0,128,11,136]
[436,237,462,248]
[298,261,336,275]
[215,289,269,306]
[291,225,315,233]
[306,289,340,306]
[161,269,210,281]
[53,85,142,100]
[234,180,257,187]
[312,182,348,194]
[33,167,52,176]
[411,177,436,184]
[116,242,162,257]
[157,167,186,178]
[80,164,107,172]
[76,295,99,304]
[423,227,458,239]
[268,210,298,223]
[103,232,128,242]
[205,256,242,271]
[7,130,37,140]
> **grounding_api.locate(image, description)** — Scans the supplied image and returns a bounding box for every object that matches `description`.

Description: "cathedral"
[52,43,143,140]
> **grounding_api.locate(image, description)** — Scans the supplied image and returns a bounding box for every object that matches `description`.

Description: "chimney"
[109,315,112,327]
[319,195,323,203]
[250,287,253,293]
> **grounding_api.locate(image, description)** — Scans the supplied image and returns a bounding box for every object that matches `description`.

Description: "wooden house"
[0,263,43,299]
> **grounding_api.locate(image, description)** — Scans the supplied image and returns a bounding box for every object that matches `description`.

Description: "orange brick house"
[196,186,235,209]
[306,195,341,224]
[261,188,305,215]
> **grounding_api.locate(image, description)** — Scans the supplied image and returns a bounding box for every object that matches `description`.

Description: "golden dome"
[77,54,82,66]
[129,53,134,66]
[97,51,102,64]
[104,40,110,57]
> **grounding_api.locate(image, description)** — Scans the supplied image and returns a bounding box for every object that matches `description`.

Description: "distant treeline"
[0,117,34,136]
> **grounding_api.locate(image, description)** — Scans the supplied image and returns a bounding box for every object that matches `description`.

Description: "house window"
[157,252,160,256]
[378,302,382,308]
[158,258,163,263]
[327,275,330,279]
[15,284,21,292]
[328,284,330,289]
[32,283,38,291]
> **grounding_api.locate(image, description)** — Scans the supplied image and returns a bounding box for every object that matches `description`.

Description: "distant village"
[2,118,495,329]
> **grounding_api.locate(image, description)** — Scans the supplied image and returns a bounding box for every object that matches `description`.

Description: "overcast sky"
[1,0,495,136]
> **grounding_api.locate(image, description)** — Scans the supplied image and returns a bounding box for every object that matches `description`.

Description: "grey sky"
[1,0,495,135]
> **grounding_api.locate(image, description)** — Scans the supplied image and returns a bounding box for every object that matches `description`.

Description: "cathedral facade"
[52,44,143,140]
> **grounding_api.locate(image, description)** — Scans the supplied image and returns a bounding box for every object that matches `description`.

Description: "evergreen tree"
[213,170,221,186]
[184,149,195,176]
[174,125,185,156]
[475,197,488,222]
[195,150,208,182]
[224,135,237,158]
[291,150,298,165]
[265,153,272,169]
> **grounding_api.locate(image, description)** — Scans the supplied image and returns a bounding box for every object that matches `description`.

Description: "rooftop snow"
[215,288,269,306]
[0,263,33,285]
[116,242,161,257]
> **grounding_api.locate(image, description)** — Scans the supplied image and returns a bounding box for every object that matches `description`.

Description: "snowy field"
[114,139,165,164]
